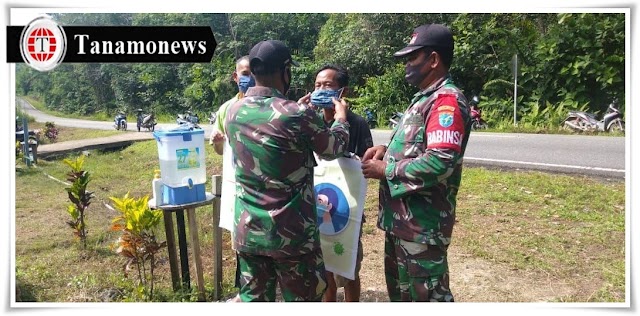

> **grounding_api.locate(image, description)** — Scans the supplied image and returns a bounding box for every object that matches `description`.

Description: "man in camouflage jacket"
[225,40,350,302]
[361,24,472,302]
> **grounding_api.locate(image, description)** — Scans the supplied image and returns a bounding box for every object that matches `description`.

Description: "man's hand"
[210,131,225,155]
[212,132,225,143]
[361,145,386,162]
[332,97,348,122]
[361,159,387,180]
[298,93,311,107]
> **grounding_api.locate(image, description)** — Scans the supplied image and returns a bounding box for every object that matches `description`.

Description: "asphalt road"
[20,98,625,178]
[372,129,625,179]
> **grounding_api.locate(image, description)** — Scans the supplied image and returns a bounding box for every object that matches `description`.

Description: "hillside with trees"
[16,13,625,129]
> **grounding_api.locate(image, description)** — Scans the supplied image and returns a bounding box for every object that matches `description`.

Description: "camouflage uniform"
[225,86,350,301]
[377,75,471,301]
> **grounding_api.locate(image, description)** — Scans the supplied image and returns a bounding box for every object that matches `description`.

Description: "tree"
[528,13,625,113]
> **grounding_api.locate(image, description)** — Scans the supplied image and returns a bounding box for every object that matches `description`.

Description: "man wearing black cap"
[361,24,472,302]
[224,40,351,302]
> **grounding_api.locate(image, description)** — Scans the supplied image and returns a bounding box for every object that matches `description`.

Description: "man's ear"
[340,87,349,98]
[431,52,441,69]
[232,71,239,83]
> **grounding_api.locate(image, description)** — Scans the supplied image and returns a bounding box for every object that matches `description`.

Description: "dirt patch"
[357,226,576,302]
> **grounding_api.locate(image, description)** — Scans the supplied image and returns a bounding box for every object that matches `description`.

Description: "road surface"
[20,98,625,178]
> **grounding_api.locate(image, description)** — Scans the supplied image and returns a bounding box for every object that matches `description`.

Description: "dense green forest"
[15,13,625,128]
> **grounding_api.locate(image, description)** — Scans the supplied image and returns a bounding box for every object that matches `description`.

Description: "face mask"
[310,88,344,109]
[405,53,433,87]
[237,75,255,93]
[316,204,327,217]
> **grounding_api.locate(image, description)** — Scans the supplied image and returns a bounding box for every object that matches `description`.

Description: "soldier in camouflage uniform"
[225,40,351,302]
[361,24,472,302]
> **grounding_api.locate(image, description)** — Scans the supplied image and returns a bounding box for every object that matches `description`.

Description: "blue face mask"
[237,75,255,93]
[310,88,344,109]
[316,204,327,217]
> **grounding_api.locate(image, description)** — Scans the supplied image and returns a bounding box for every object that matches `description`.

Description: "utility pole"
[513,54,518,126]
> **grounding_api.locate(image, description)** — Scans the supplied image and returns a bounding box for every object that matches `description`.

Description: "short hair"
[232,55,250,81]
[315,64,349,88]
[236,55,250,65]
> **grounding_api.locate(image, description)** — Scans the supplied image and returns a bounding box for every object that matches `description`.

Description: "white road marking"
[465,157,625,173]
[469,134,516,138]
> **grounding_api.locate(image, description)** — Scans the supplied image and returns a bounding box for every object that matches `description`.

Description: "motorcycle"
[563,101,624,133]
[177,111,201,129]
[469,96,488,130]
[364,108,377,129]
[135,109,157,132]
[388,112,404,129]
[114,111,127,131]
[15,116,39,162]
[208,112,216,125]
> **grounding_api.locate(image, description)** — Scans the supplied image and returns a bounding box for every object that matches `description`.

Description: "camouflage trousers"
[237,248,327,302]
[384,232,454,302]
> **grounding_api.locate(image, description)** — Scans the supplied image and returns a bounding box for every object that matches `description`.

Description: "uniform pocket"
[400,114,425,145]
[405,244,448,278]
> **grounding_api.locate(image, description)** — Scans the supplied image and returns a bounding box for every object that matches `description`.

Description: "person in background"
[299,64,373,302]
[210,55,253,154]
[361,23,471,302]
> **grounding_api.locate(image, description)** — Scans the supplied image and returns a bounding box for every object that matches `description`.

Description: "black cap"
[394,24,454,57]
[249,40,300,71]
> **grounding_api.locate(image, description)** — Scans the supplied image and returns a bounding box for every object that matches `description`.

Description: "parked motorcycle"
[364,108,377,129]
[389,112,404,129]
[135,109,157,132]
[563,101,624,133]
[469,96,488,130]
[177,111,201,129]
[114,111,127,131]
[15,116,39,163]
[15,116,39,145]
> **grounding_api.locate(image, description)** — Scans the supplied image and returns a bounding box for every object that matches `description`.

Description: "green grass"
[15,136,625,302]
[15,140,227,302]
[27,122,122,144]
[454,167,625,301]
[482,126,625,137]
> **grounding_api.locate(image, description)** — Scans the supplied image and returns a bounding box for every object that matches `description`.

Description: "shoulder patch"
[426,93,465,153]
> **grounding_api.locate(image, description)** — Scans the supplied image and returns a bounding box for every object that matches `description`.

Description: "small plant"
[15,141,23,160]
[63,155,94,250]
[109,193,165,301]
[44,121,59,143]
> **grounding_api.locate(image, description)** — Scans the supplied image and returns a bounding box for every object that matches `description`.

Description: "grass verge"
[14,139,625,302]
[26,122,122,144]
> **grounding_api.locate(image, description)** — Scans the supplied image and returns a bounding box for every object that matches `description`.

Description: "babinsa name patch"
[426,94,465,153]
